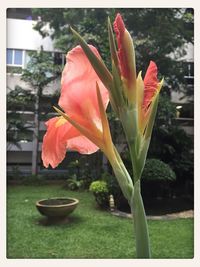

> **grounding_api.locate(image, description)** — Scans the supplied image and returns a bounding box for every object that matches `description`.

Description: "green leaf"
[111,61,125,107]
[107,17,119,68]
[144,94,159,139]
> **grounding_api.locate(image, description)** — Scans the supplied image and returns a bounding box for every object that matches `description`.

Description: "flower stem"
[120,109,151,258]
[131,179,151,258]
[128,141,151,258]
[106,145,134,202]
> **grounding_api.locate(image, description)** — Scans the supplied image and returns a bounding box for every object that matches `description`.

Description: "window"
[14,50,23,65]
[7,50,65,74]
[6,49,23,66]
[184,62,194,86]
[53,52,65,66]
[7,49,24,74]
[7,49,13,64]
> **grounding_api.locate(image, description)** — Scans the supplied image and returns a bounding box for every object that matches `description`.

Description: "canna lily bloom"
[137,61,163,138]
[41,14,164,258]
[42,45,110,168]
[113,13,137,103]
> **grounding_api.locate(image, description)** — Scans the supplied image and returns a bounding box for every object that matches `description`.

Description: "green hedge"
[142,159,176,181]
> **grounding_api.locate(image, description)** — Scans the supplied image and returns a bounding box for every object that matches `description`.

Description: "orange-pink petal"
[42,117,99,168]
[143,61,159,111]
[42,45,110,169]
[59,45,109,131]
[67,136,98,155]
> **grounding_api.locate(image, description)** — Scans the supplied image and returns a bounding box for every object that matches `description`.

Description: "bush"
[89,159,177,210]
[149,124,193,197]
[101,172,127,209]
[89,180,109,208]
[65,174,84,191]
[101,172,120,196]
[142,159,176,199]
[89,174,126,210]
[89,180,108,193]
[142,159,176,181]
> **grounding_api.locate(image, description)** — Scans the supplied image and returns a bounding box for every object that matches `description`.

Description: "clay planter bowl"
[36,197,79,218]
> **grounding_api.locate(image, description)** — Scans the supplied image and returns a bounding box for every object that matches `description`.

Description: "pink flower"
[42,45,109,168]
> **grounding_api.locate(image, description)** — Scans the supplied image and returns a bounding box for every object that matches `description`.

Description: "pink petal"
[59,45,109,131]
[41,117,99,168]
[42,117,76,168]
[67,136,99,155]
[42,45,109,169]
[143,61,159,110]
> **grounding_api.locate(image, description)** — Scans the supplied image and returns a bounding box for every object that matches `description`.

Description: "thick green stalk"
[119,107,151,258]
[127,139,151,258]
[119,107,141,182]
[131,180,151,258]
[106,146,134,202]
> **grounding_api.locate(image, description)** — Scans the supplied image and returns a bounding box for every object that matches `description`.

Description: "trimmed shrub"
[142,159,176,181]
[142,159,176,198]
[89,180,109,208]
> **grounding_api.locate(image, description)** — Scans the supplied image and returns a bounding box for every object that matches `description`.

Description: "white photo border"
[1,1,199,267]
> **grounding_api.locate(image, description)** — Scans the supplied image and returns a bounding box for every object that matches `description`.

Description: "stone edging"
[111,209,194,220]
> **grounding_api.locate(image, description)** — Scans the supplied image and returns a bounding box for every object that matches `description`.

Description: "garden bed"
[117,195,194,216]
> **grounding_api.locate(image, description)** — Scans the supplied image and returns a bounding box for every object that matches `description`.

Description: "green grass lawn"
[7,185,194,259]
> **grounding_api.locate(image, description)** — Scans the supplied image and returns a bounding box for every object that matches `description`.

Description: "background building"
[7,9,64,174]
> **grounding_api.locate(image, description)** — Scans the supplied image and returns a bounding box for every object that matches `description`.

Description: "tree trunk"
[32,91,39,175]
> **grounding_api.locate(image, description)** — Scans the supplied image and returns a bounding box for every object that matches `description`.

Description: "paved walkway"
[111,209,194,220]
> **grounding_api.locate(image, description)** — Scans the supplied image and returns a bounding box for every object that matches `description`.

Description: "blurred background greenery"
[7,8,194,214]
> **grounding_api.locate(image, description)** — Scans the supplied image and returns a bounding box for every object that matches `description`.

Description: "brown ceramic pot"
[36,197,79,218]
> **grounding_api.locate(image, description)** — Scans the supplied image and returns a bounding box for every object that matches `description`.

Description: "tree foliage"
[7,86,35,149]
[21,50,61,93]
[32,8,193,91]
